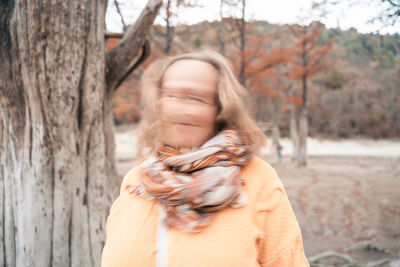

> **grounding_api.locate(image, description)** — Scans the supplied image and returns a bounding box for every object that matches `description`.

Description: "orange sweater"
[101,156,309,267]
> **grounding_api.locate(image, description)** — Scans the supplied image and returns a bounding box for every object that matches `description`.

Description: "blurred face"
[160,59,218,149]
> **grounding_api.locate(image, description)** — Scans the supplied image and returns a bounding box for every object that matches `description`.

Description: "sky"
[106,0,400,35]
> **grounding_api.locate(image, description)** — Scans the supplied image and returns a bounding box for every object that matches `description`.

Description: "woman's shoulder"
[243,156,276,173]
[118,165,141,194]
[241,156,285,194]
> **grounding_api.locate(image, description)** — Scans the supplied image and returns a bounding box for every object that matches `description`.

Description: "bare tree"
[159,0,198,54]
[288,86,299,162]
[312,0,400,30]
[164,0,175,53]
[113,0,127,31]
[289,23,333,166]
[218,0,226,55]
[0,0,161,266]
[237,0,247,85]
[216,0,237,56]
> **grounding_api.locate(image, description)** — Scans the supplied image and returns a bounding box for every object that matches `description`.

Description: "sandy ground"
[115,125,400,266]
[269,156,400,266]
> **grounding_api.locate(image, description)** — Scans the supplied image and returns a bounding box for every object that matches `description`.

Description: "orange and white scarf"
[130,129,249,233]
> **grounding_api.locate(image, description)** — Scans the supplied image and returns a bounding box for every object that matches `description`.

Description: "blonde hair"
[138,49,266,157]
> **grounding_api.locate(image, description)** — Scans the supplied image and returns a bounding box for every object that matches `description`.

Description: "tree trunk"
[271,96,281,162]
[0,0,161,266]
[331,91,343,138]
[238,0,246,86]
[218,0,225,56]
[296,76,308,166]
[288,88,299,162]
[1,2,109,266]
[297,106,308,166]
[351,84,361,134]
[164,0,174,54]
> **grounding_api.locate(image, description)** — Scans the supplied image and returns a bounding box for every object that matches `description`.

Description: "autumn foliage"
[110,19,400,138]
[290,25,334,81]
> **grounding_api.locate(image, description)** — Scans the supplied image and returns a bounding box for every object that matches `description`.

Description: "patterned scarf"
[127,129,250,233]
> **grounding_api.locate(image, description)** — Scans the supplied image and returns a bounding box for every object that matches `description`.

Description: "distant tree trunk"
[297,106,308,166]
[331,91,343,138]
[164,0,174,54]
[381,78,400,136]
[162,0,198,54]
[288,88,299,162]
[351,84,361,134]
[271,96,281,162]
[395,98,400,136]
[218,0,226,55]
[296,75,308,166]
[0,1,161,267]
[238,0,247,86]
[289,22,332,166]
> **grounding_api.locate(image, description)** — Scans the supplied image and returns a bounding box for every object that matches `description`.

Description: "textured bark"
[0,118,3,265]
[1,1,108,266]
[113,39,151,91]
[106,0,162,92]
[0,0,161,266]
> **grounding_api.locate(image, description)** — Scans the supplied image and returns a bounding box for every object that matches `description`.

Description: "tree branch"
[114,39,151,91]
[386,0,400,8]
[105,0,162,95]
[114,0,127,30]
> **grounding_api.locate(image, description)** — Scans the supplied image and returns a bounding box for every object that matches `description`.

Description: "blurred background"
[107,0,400,266]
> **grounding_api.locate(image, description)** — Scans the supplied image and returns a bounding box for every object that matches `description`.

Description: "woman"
[101,50,309,267]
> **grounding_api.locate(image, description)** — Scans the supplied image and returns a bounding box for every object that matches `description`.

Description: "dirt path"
[268,156,400,266]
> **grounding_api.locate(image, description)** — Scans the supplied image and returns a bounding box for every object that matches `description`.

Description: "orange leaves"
[289,65,307,80]
[113,98,140,124]
[290,96,302,106]
[236,34,291,98]
[246,47,289,77]
[106,37,120,51]
[251,79,277,98]
[289,23,334,81]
